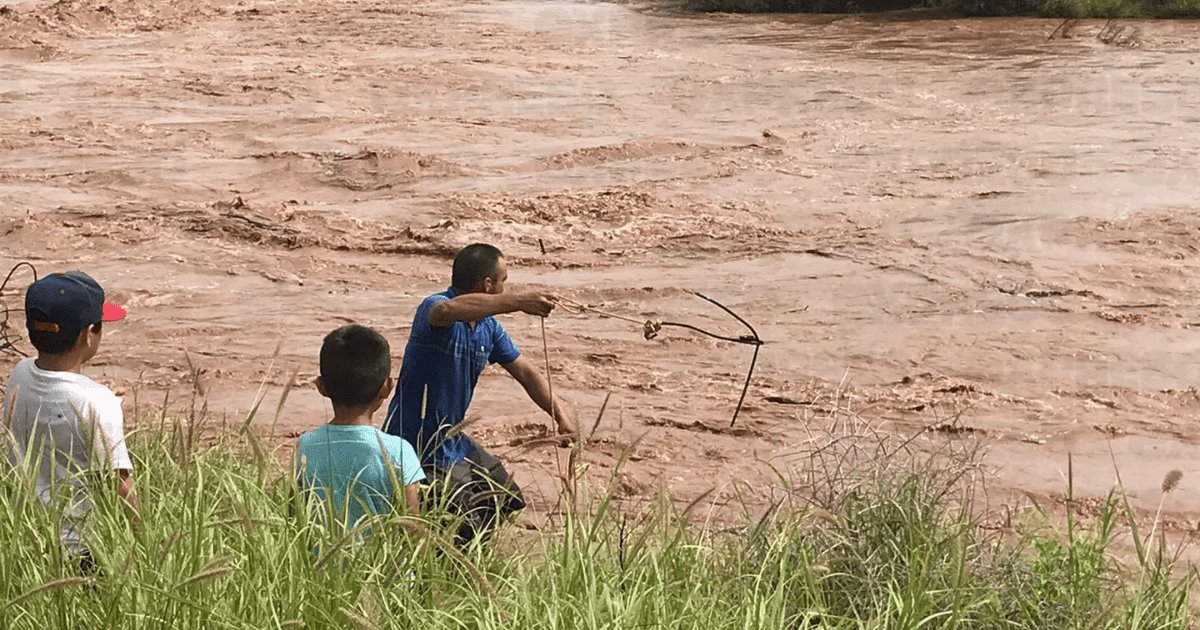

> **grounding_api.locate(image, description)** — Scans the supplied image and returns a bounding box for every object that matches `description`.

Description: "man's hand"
[504,357,579,448]
[516,292,556,318]
[553,402,580,447]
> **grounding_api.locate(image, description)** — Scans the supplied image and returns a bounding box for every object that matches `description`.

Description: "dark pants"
[423,444,525,549]
[71,548,102,578]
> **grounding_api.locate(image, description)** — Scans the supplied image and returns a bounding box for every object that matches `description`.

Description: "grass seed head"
[1162,470,1183,494]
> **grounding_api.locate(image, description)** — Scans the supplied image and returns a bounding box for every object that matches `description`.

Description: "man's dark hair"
[319,324,391,407]
[451,243,503,293]
[27,310,100,356]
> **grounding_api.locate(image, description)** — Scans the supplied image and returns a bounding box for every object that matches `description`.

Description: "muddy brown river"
[3,0,1200,530]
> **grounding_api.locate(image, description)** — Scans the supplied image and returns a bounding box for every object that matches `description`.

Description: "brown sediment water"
[3,0,1200,527]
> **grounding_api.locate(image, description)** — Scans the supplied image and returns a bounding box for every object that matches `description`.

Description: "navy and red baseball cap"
[25,271,126,334]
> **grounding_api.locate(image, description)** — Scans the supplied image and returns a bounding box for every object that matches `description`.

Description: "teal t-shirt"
[295,425,426,532]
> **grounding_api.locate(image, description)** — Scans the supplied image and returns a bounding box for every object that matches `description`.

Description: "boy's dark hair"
[27,310,100,356]
[451,243,503,293]
[319,325,391,407]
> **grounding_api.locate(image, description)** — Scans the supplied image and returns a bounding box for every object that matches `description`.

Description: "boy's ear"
[315,377,328,398]
[378,377,394,402]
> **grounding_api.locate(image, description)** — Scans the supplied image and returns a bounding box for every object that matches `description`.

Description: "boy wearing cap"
[2,271,137,572]
[295,324,425,536]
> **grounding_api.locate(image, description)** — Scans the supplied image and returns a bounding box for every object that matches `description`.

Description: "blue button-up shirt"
[382,288,521,467]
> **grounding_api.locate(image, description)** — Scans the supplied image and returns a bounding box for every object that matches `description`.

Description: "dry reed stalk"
[540,317,570,506]
[2,577,94,610]
[240,337,284,434]
[589,392,612,442]
[175,565,235,589]
[1148,469,1183,551]
[269,364,300,441]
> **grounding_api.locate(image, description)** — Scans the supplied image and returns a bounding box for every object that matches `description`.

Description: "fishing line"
[556,291,764,427]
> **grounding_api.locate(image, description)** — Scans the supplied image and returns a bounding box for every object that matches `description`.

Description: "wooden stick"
[541,317,567,498]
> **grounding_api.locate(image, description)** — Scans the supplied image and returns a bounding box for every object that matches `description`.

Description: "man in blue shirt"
[383,243,578,546]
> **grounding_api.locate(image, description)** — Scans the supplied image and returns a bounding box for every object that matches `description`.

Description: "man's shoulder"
[410,290,468,343]
[411,290,453,325]
[419,290,453,308]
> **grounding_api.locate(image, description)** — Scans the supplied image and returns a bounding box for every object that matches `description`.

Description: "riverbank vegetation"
[0,419,1193,629]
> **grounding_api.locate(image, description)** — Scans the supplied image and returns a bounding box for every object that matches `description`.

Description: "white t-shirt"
[3,358,132,551]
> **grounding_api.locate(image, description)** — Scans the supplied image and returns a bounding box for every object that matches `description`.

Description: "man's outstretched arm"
[502,356,579,439]
[428,292,556,328]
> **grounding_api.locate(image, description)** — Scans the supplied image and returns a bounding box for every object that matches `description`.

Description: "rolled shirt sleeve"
[489,321,521,365]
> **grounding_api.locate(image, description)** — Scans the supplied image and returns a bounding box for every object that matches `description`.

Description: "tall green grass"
[0,419,1193,629]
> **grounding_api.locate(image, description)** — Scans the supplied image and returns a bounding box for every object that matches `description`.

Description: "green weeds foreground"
[0,424,1193,629]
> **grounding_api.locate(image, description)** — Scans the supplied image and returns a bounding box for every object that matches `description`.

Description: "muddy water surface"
[3,0,1200,526]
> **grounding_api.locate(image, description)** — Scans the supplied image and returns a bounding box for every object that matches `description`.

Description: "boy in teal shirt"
[296,325,424,532]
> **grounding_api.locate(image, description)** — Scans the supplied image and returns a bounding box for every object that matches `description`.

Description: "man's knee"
[468,448,524,514]
[422,448,526,547]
